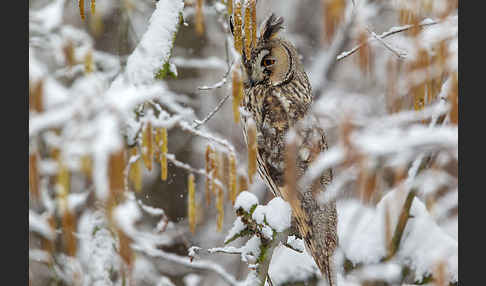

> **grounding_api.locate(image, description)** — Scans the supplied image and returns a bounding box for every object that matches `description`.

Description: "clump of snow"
[260,225,274,240]
[78,211,120,286]
[268,244,320,285]
[183,274,201,286]
[188,246,201,260]
[29,210,55,240]
[255,197,292,233]
[138,200,165,216]
[29,0,65,32]
[113,199,142,236]
[286,235,305,253]
[125,0,184,85]
[398,196,458,282]
[338,200,387,264]
[209,235,262,264]
[224,217,246,242]
[251,205,265,224]
[234,191,259,212]
[242,236,262,263]
[338,187,458,283]
[67,192,89,212]
[351,262,402,284]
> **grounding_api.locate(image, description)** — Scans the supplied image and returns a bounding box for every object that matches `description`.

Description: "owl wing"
[244,87,338,285]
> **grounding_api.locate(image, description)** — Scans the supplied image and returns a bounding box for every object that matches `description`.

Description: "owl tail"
[323,255,337,286]
[298,195,338,286]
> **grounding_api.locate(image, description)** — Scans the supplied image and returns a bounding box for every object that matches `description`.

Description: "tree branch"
[133,244,240,286]
[337,19,439,61]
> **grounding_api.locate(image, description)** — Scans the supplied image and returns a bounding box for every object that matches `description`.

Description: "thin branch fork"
[194,57,236,128]
[193,92,231,128]
[365,27,407,59]
[337,19,440,61]
[197,60,234,91]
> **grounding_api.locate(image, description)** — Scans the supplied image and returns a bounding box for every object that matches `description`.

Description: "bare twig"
[337,19,439,61]
[197,75,229,90]
[133,244,240,286]
[365,27,407,59]
[197,59,234,91]
[179,121,236,154]
[310,6,356,98]
[193,92,232,128]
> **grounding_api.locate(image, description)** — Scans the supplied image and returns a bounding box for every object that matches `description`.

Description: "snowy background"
[29,0,457,285]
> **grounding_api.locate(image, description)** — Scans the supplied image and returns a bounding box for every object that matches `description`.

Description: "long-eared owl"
[235,13,338,285]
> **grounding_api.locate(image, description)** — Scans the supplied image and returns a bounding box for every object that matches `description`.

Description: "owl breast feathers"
[237,13,338,285]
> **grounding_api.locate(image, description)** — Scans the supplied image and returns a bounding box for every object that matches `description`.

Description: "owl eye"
[262,58,276,67]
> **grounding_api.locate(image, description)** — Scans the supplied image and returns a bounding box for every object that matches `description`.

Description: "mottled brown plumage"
[236,14,338,285]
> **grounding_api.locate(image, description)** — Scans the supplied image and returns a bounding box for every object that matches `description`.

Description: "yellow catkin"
[142,122,153,171]
[216,181,224,232]
[205,145,213,206]
[222,152,230,194]
[234,1,243,55]
[449,73,458,125]
[322,0,346,43]
[244,3,252,60]
[188,173,196,233]
[89,12,104,38]
[155,127,161,158]
[91,0,95,14]
[29,152,40,200]
[160,128,168,181]
[247,120,257,184]
[80,155,92,180]
[30,80,44,113]
[195,0,205,36]
[63,41,75,68]
[250,0,257,46]
[229,154,237,205]
[79,0,85,21]
[357,29,371,75]
[84,50,93,74]
[62,208,77,256]
[109,149,126,196]
[57,158,70,198]
[128,147,142,192]
[232,67,242,123]
[212,150,219,196]
[227,0,233,16]
[117,229,134,267]
[238,174,248,195]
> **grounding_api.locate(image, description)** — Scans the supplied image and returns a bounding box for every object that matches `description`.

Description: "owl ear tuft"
[260,13,284,41]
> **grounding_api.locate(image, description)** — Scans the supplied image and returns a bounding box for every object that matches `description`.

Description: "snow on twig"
[125,0,184,85]
[132,244,240,286]
[336,18,441,61]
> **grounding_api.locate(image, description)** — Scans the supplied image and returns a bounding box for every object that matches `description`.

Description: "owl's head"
[232,13,303,88]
